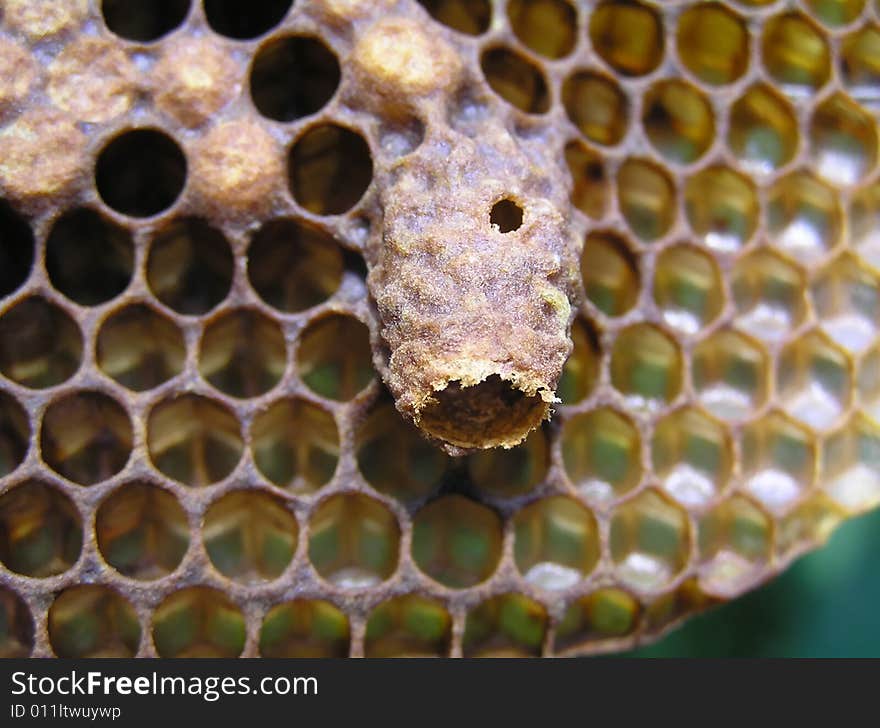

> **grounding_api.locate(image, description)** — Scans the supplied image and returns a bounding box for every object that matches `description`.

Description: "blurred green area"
[624,507,880,657]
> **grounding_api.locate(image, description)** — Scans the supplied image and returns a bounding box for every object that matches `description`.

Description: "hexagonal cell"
[821,414,880,513]
[252,397,339,493]
[260,599,349,658]
[562,71,628,147]
[152,587,245,658]
[777,330,852,429]
[147,393,243,487]
[851,180,880,269]
[610,489,691,593]
[776,493,843,556]
[698,496,772,597]
[617,158,676,242]
[562,407,642,504]
[741,411,816,514]
[809,93,877,188]
[204,490,299,584]
[0,391,28,477]
[642,81,715,165]
[95,482,188,580]
[365,594,452,658]
[732,248,807,343]
[610,324,683,409]
[147,218,234,316]
[0,586,33,658]
[204,0,292,39]
[557,317,601,405]
[761,12,831,94]
[507,0,576,59]
[96,303,185,391]
[806,0,865,26]
[297,314,374,401]
[555,589,640,650]
[468,427,548,498]
[513,496,600,590]
[677,3,749,85]
[653,244,724,335]
[841,24,880,112]
[857,343,880,421]
[692,330,769,422]
[411,494,502,588]
[199,308,286,398]
[480,46,550,115]
[812,254,880,354]
[416,0,491,35]
[641,578,715,634]
[463,594,547,657]
[102,0,190,42]
[247,218,343,313]
[588,0,663,77]
[728,84,799,176]
[684,165,759,253]
[41,391,133,485]
[581,231,640,317]
[308,493,400,588]
[767,171,842,265]
[48,586,140,658]
[564,140,609,220]
[0,297,82,389]
[652,407,733,508]
[0,200,34,299]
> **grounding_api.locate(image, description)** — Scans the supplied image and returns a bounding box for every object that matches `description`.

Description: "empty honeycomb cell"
[308,493,399,588]
[364,594,452,657]
[732,248,807,343]
[555,589,640,650]
[46,208,133,307]
[48,585,140,658]
[250,35,340,123]
[851,180,880,269]
[776,492,843,556]
[507,0,577,59]
[96,304,186,391]
[463,594,547,657]
[761,12,831,93]
[0,481,82,578]
[806,0,866,26]
[356,400,448,504]
[685,165,759,254]
[152,586,245,658]
[468,427,548,498]
[95,129,187,219]
[297,314,374,401]
[248,219,343,313]
[676,3,749,85]
[102,0,190,42]
[251,397,339,493]
[652,407,733,508]
[0,392,28,477]
[203,490,299,584]
[260,599,349,658]
[95,482,189,580]
[564,140,609,220]
[417,0,491,34]
[562,407,642,504]
[588,0,664,77]
[411,495,502,589]
[490,199,524,234]
[642,80,715,165]
[698,496,772,597]
[809,93,877,188]
[0,297,82,389]
[0,201,34,298]
[147,218,234,316]
[841,24,880,112]
[610,324,684,408]
[289,124,373,215]
[812,254,880,354]
[581,231,640,317]
[692,330,769,422]
[728,84,799,176]
[0,586,33,658]
[777,330,852,429]
[557,317,601,405]
[513,496,600,590]
[767,171,842,265]
[199,309,286,399]
[641,577,715,633]
[653,244,724,335]
[822,414,880,512]
[41,392,133,486]
[740,411,817,513]
[480,47,550,115]
[204,0,293,40]
[562,71,628,146]
[617,158,676,242]
[147,394,243,487]
[610,489,691,593]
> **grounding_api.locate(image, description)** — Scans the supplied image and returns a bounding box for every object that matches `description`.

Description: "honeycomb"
[0,0,878,658]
